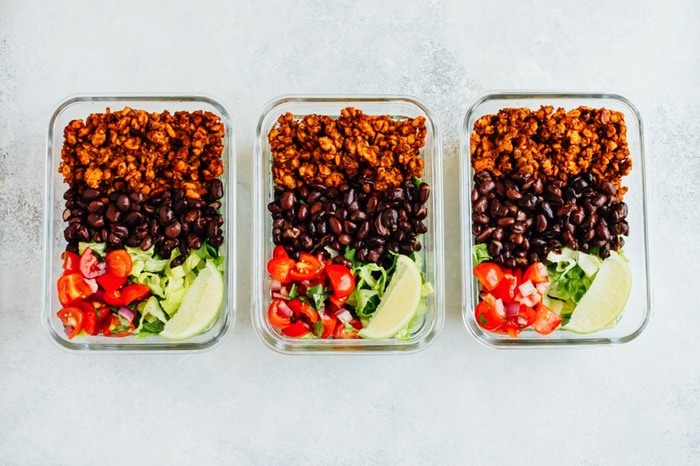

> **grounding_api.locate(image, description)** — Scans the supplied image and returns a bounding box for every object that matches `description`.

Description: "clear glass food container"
[252,95,445,354]
[460,92,651,347]
[43,95,236,352]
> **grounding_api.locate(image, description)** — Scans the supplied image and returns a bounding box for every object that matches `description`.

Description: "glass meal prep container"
[252,95,445,354]
[43,95,236,352]
[460,92,650,347]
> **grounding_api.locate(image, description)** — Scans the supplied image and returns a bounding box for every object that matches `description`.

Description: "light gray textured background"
[1,0,699,464]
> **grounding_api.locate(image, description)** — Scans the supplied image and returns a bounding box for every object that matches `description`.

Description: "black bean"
[473,196,488,213]
[506,188,522,200]
[419,183,431,203]
[82,188,101,201]
[281,191,296,211]
[497,216,515,227]
[87,200,105,213]
[488,240,503,257]
[116,194,131,212]
[165,221,182,238]
[329,217,343,236]
[87,213,104,228]
[541,202,554,219]
[475,227,494,242]
[471,188,480,203]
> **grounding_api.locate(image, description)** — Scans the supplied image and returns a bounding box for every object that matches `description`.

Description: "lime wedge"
[358,255,421,340]
[159,261,224,341]
[563,251,632,334]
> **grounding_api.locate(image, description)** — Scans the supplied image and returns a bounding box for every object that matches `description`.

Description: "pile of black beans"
[268,179,430,264]
[471,170,629,267]
[63,179,225,264]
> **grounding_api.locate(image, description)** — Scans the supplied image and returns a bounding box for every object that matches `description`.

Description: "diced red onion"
[335,309,353,323]
[270,279,282,291]
[535,283,549,295]
[84,278,99,293]
[64,326,74,336]
[92,289,105,303]
[118,306,136,324]
[506,303,520,317]
[518,280,536,297]
[494,298,505,318]
[271,292,287,300]
[277,300,293,318]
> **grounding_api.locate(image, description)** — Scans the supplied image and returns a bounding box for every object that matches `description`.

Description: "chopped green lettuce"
[472,244,491,266]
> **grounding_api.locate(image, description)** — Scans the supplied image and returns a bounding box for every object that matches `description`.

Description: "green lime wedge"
[159,261,224,341]
[563,251,632,334]
[358,255,421,340]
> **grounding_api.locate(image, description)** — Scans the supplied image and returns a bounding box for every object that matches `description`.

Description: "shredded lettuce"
[472,244,491,266]
[546,247,602,317]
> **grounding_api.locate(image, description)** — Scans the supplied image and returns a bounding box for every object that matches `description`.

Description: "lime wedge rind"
[159,261,225,341]
[358,255,422,340]
[563,251,632,334]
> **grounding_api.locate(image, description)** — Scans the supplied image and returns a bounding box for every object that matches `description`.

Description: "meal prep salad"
[469,106,632,336]
[265,107,433,340]
[55,107,226,340]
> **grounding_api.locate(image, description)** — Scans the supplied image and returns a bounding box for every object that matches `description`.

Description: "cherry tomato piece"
[473,262,504,292]
[287,298,319,324]
[268,298,292,329]
[273,245,289,258]
[96,272,127,292]
[120,284,150,306]
[102,314,134,337]
[332,318,362,339]
[288,253,323,281]
[61,251,81,274]
[523,262,549,284]
[57,306,84,339]
[281,321,310,338]
[531,304,563,335]
[325,264,355,300]
[321,313,337,338]
[76,301,99,336]
[79,247,105,279]
[474,295,506,331]
[105,250,133,278]
[103,289,124,307]
[57,273,93,305]
[267,257,296,283]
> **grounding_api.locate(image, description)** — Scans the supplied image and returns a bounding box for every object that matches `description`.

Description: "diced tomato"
[103,289,124,307]
[76,301,99,336]
[272,245,289,258]
[497,320,522,337]
[321,313,337,338]
[94,304,111,322]
[523,262,549,284]
[102,314,134,337]
[57,306,84,339]
[268,298,292,329]
[105,250,133,278]
[120,284,151,306]
[267,256,296,283]
[329,294,348,308]
[475,294,507,331]
[281,321,310,337]
[61,251,81,274]
[325,264,355,300]
[288,253,324,281]
[332,318,362,339]
[287,298,319,324]
[531,304,563,335]
[491,272,518,303]
[79,247,105,279]
[57,273,93,305]
[516,305,537,328]
[96,272,127,292]
[473,262,504,291]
